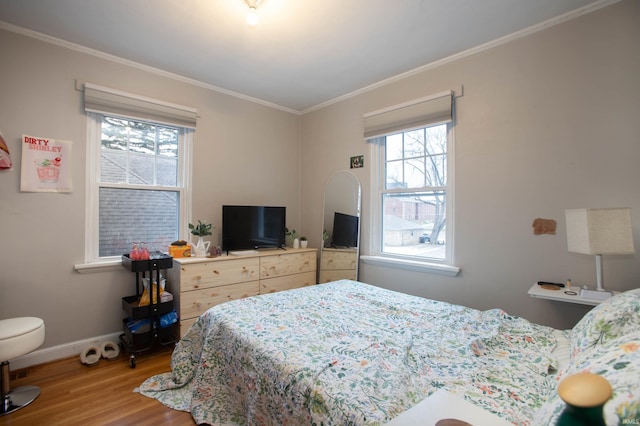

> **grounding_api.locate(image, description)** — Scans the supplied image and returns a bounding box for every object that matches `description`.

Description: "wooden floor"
[0,345,196,426]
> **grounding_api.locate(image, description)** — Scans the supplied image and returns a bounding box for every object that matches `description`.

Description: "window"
[82,84,195,264]
[379,124,449,260]
[366,91,458,273]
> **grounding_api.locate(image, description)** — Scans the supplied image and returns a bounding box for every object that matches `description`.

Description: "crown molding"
[302,0,622,114]
[0,0,622,115]
[0,21,301,115]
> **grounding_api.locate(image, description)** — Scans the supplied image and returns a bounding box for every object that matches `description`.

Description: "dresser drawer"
[260,251,316,279]
[320,250,357,270]
[260,271,316,294]
[178,258,259,292]
[179,280,259,320]
[319,269,357,283]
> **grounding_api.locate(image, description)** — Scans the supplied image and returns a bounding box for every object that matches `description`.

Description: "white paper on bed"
[385,389,512,426]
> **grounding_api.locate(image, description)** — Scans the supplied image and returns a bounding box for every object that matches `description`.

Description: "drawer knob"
[213,270,219,275]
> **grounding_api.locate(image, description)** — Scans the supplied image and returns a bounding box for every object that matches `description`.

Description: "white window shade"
[364,91,452,139]
[83,83,197,129]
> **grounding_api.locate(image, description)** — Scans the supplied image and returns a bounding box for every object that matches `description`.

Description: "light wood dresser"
[168,248,317,337]
[318,248,358,283]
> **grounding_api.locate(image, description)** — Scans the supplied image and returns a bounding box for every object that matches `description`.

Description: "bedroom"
[0,0,638,423]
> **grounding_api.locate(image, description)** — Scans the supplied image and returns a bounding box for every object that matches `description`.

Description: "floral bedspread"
[138,280,558,425]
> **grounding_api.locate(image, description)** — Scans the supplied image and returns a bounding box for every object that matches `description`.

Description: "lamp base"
[580,288,613,300]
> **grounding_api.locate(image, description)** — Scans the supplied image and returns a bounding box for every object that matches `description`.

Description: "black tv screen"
[222,205,286,252]
[332,212,359,248]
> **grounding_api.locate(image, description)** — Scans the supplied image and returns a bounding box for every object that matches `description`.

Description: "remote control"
[537,281,565,288]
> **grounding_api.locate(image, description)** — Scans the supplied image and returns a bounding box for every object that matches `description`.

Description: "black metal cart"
[120,254,176,368]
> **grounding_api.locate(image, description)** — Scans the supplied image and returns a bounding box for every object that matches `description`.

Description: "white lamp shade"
[565,208,635,255]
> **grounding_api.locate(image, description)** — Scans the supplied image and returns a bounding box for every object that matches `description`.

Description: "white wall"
[300,0,640,329]
[0,29,301,349]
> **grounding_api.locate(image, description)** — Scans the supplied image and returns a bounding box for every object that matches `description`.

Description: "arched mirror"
[319,171,361,283]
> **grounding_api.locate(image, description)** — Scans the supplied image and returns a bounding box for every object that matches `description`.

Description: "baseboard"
[10,331,122,370]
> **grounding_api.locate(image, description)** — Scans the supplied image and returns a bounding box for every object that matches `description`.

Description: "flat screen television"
[331,212,359,248]
[222,205,286,253]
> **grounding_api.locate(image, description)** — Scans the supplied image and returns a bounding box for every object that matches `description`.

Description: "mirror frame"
[319,171,362,282]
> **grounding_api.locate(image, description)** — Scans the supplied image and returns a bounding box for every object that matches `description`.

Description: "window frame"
[364,96,460,277]
[78,112,192,270]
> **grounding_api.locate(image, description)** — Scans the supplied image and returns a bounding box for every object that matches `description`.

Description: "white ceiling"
[0,0,613,112]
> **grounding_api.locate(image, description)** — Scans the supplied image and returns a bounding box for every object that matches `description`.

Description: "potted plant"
[286,228,299,248]
[300,236,308,248]
[189,220,212,257]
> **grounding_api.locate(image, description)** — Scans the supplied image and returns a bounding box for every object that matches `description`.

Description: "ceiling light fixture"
[245,0,263,26]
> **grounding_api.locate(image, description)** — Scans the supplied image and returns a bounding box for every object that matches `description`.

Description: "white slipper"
[101,341,120,360]
[80,346,101,366]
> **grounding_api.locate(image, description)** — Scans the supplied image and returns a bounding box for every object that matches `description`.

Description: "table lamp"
[565,208,634,300]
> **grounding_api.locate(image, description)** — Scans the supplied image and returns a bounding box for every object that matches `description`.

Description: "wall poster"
[20,134,72,193]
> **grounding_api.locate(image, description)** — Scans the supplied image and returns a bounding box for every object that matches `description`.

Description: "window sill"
[74,259,123,274]
[360,255,460,277]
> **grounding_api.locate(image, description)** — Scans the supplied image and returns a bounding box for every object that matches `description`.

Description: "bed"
[137,280,640,425]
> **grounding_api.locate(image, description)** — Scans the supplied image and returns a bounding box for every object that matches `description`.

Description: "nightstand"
[528,283,616,306]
